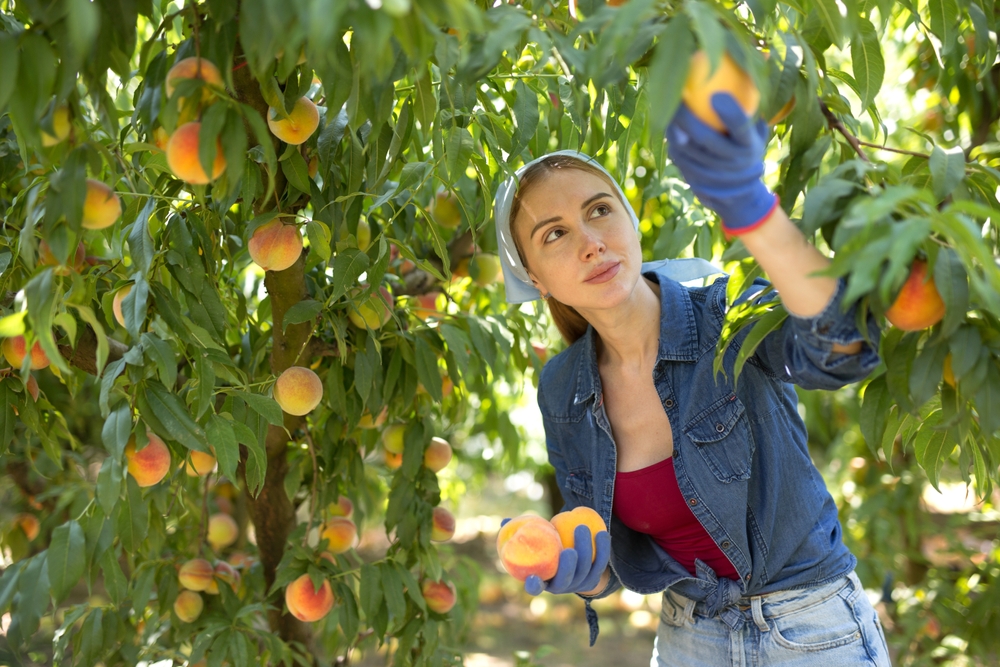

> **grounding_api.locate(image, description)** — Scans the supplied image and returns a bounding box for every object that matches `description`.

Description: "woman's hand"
[666,93,778,236]
[524,524,611,596]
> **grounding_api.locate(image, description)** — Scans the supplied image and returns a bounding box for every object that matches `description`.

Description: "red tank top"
[613,456,739,580]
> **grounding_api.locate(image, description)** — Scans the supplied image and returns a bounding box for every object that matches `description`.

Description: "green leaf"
[909,337,948,408]
[929,145,965,202]
[332,248,370,300]
[47,520,85,603]
[360,563,383,620]
[444,125,475,184]
[0,34,19,112]
[118,477,149,553]
[732,307,789,387]
[102,404,133,459]
[850,18,884,110]
[380,562,407,624]
[913,421,954,490]
[283,299,322,332]
[813,0,846,48]
[0,380,16,456]
[646,15,695,145]
[415,337,442,403]
[233,391,284,427]
[208,416,239,483]
[127,198,156,277]
[141,333,177,389]
[0,561,25,613]
[99,548,127,606]
[859,376,891,455]
[510,80,539,160]
[927,0,959,54]
[306,220,332,262]
[932,248,968,337]
[71,305,109,374]
[281,149,312,194]
[96,456,124,515]
[975,361,1000,435]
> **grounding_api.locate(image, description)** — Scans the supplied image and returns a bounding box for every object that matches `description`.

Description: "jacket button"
[664,399,674,408]
[721,541,731,549]
[688,498,698,506]
[715,423,725,433]
[745,574,751,582]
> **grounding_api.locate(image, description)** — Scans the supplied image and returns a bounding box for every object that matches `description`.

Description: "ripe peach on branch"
[884,259,946,331]
[285,573,335,622]
[125,433,171,487]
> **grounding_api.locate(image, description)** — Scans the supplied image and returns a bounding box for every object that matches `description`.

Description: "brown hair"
[509,155,629,345]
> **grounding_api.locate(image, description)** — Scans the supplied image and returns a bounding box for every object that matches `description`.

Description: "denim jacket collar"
[573,272,703,407]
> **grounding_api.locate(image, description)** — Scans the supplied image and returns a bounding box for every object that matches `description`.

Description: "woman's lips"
[584,262,621,284]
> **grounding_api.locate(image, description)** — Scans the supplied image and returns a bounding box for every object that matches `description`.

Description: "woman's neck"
[580,276,662,373]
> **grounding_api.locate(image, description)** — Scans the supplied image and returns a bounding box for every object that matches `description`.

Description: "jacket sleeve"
[731,276,882,390]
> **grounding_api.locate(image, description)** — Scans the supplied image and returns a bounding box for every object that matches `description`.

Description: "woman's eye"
[544,228,565,243]
[592,203,611,217]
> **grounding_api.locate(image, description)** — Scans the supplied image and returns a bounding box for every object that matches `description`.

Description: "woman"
[492,93,892,666]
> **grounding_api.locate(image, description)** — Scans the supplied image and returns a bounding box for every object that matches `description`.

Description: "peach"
[166,122,227,185]
[267,97,320,145]
[16,513,40,541]
[423,437,452,473]
[358,406,388,429]
[943,353,956,388]
[430,190,462,228]
[768,96,796,126]
[205,561,241,595]
[165,57,223,100]
[285,573,334,622]
[185,448,217,477]
[347,285,394,330]
[25,374,39,402]
[81,179,122,230]
[273,366,323,416]
[248,219,303,272]
[467,254,499,287]
[382,424,406,454]
[38,240,85,276]
[227,552,254,569]
[383,448,403,470]
[2,336,50,370]
[178,558,215,591]
[308,155,319,179]
[497,516,562,582]
[885,259,947,331]
[420,579,457,614]
[125,433,171,487]
[320,517,358,555]
[413,292,442,320]
[495,514,551,553]
[550,506,607,562]
[683,50,760,133]
[327,496,354,518]
[430,506,455,542]
[153,127,170,151]
[41,105,71,147]
[207,513,239,551]
[442,376,454,398]
[173,590,204,623]
[356,219,371,251]
[112,284,132,328]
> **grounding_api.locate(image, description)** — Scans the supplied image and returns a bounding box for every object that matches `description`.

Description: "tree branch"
[819,100,871,163]
[58,326,129,376]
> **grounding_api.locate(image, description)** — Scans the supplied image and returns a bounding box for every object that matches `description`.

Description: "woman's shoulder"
[537,334,592,415]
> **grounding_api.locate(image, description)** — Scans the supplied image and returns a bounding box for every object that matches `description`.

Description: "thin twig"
[819,100,871,163]
[855,140,930,159]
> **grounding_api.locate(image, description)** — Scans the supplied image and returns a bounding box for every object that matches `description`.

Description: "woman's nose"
[579,228,606,260]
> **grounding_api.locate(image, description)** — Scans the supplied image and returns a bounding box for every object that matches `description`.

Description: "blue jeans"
[651,572,892,666]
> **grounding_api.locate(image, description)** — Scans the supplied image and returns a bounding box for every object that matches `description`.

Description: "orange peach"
[383,448,403,470]
[347,285,394,330]
[550,506,607,562]
[166,122,227,185]
[125,433,171,487]
[273,366,323,416]
[38,240,85,275]
[41,105,71,147]
[185,448,217,477]
[320,517,358,555]
[285,573,334,622]
[207,513,239,551]
[420,578,457,614]
[173,590,204,623]
[358,406,388,429]
[430,190,462,228]
[2,336,50,370]
[227,552,254,569]
[413,292,442,320]
[382,424,406,454]
[497,517,562,582]
[267,97,320,145]
[495,514,552,554]
[112,284,132,328]
[205,561,241,595]
[431,506,455,542]
[248,219,303,272]
[82,179,122,230]
[327,496,354,518]
[885,259,947,331]
[165,57,223,99]
[16,513,40,541]
[768,96,796,126]
[423,437,452,473]
[178,558,215,591]
[683,51,760,133]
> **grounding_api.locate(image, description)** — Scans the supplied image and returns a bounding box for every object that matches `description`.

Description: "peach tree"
[0,0,999,665]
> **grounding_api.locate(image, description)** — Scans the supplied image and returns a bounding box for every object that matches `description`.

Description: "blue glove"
[666,93,779,235]
[525,524,611,596]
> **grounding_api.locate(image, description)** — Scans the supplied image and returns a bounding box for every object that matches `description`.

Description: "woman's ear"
[527,270,549,299]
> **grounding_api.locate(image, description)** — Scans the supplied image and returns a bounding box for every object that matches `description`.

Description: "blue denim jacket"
[537,268,881,645]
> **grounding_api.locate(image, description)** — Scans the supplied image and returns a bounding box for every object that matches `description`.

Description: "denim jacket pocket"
[565,471,594,500]
[683,394,754,483]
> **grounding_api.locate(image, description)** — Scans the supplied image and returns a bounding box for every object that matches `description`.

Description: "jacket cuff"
[788,277,875,346]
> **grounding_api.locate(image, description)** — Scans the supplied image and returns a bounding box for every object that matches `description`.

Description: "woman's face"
[513,168,642,312]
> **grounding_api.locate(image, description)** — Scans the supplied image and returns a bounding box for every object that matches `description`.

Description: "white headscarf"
[493,150,721,303]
